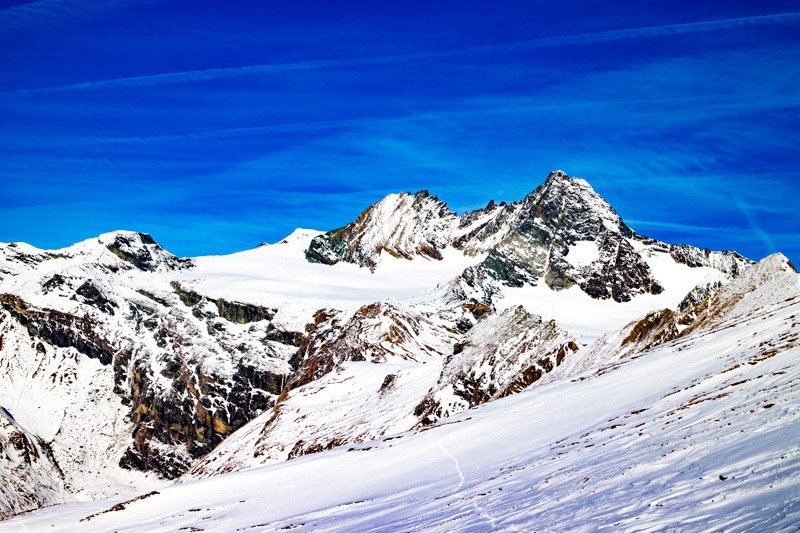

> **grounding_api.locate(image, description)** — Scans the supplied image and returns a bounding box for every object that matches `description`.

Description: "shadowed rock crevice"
[171,282,277,324]
[0,294,119,366]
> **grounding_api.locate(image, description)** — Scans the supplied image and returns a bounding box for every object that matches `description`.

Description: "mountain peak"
[761,252,796,273]
[304,170,753,304]
[305,189,457,269]
[545,169,570,181]
[457,169,662,302]
[98,230,193,272]
[97,229,155,245]
[740,252,798,284]
[519,170,629,245]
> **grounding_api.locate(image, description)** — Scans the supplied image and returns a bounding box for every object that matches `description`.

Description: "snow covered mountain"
[4,251,798,531]
[0,232,299,516]
[306,190,458,269]
[308,170,748,303]
[1,170,795,529]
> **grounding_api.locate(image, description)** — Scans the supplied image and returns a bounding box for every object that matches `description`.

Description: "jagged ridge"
[306,170,751,302]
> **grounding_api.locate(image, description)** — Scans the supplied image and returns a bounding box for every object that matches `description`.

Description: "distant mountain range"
[1,171,797,530]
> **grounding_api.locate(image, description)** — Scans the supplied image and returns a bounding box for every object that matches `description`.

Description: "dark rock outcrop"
[105,232,193,272]
[290,303,452,390]
[669,245,751,276]
[214,299,275,324]
[461,171,665,303]
[578,233,663,302]
[0,294,120,366]
[121,355,287,479]
[172,282,276,324]
[75,280,117,315]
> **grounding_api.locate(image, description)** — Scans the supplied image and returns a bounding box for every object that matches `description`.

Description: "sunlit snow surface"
[179,230,721,342]
[4,259,798,532]
[501,241,725,343]
[566,239,600,268]
[176,229,486,330]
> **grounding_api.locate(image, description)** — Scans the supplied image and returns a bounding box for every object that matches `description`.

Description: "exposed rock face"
[188,301,472,475]
[578,254,769,362]
[102,231,193,272]
[119,358,287,478]
[171,282,277,324]
[114,288,296,478]
[452,200,522,255]
[75,280,117,315]
[682,253,798,331]
[545,253,799,387]
[0,234,298,488]
[0,293,120,365]
[669,245,749,277]
[619,309,682,352]
[415,306,579,425]
[0,408,64,519]
[214,299,275,324]
[306,190,457,269]
[578,233,663,302]
[305,170,749,303]
[619,254,797,358]
[459,171,665,303]
[289,302,454,390]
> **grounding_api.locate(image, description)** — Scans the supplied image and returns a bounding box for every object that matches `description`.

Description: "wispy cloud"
[626,219,772,238]
[730,197,778,254]
[0,0,157,32]
[490,11,800,50]
[4,91,799,151]
[6,11,799,95]
[627,218,795,252]
[3,4,798,260]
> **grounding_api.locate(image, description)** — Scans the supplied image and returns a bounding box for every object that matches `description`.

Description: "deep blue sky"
[1,1,798,261]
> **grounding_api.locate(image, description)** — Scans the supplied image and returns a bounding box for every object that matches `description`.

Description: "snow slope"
[178,230,724,343]
[4,254,798,532]
[176,231,731,479]
[178,229,484,331]
[496,240,726,343]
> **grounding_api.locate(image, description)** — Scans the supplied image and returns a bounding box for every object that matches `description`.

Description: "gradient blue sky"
[1,1,798,261]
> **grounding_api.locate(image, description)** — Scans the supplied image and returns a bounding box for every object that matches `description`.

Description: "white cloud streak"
[6,11,800,96]
[0,0,155,32]
[730,196,778,253]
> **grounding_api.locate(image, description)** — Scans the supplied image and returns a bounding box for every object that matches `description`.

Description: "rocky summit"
[1,171,797,531]
[308,171,749,302]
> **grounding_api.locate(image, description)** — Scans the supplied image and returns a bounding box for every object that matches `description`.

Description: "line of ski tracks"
[425,433,499,530]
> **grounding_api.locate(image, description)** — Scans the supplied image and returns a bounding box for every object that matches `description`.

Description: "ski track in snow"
[425,433,499,530]
[425,434,465,493]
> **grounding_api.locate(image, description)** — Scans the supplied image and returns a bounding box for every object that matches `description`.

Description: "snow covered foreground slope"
[4,253,798,531]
